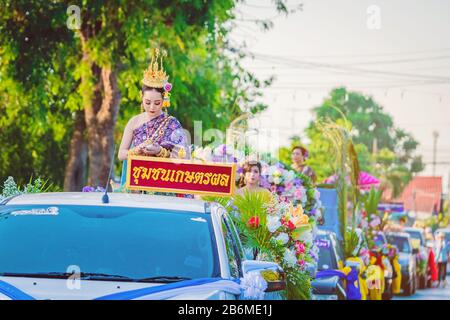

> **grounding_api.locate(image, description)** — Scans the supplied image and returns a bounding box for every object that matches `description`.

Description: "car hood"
[311,275,339,295]
[0,277,226,300]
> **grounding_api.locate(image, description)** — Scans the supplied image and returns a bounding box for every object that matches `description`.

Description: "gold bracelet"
[156,147,166,157]
[128,148,138,156]
[157,147,170,158]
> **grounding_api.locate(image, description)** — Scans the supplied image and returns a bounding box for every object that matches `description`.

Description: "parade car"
[311,229,346,300]
[386,232,417,296]
[403,227,429,289]
[0,192,286,300]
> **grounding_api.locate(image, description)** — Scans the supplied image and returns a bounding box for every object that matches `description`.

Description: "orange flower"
[290,205,309,228]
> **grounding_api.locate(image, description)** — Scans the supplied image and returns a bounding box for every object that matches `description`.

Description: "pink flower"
[295,241,306,255]
[164,82,173,92]
[297,259,306,268]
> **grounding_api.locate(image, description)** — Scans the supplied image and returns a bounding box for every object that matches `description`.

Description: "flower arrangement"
[229,190,318,300]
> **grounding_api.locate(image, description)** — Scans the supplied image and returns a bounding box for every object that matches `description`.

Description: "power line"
[251,52,450,83]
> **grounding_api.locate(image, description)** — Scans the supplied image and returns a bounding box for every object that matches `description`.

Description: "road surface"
[394,283,450,300]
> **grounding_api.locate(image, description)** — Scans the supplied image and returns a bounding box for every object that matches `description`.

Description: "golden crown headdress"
[142,48,172,108]
[142,48,169,88]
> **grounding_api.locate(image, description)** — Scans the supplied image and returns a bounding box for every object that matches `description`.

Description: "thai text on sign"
[126,156,237,197]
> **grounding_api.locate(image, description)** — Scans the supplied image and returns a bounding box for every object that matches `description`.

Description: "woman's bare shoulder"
[128,113,145,130]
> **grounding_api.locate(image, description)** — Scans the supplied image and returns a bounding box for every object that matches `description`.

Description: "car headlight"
[311,294,338,300]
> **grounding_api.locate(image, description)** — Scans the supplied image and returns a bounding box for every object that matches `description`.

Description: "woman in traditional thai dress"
[118,49,190,187]
[291,146,317,184]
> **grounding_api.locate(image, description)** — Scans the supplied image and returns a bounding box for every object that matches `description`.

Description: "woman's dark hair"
[292,145,309,159]
[142,85,165,96]
[238,161,262,188]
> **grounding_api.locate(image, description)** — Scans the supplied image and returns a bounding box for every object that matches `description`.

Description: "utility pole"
[432,131,439,176]
[447,172,450,221]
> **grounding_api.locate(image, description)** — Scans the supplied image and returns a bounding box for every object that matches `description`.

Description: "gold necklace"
[144,114,171,145]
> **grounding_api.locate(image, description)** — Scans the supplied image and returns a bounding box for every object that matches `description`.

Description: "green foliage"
[1,176,59,199]
[362,187,383,216]
[343,228,360,259]
[0,1,287,187]
[307,87,423,197]
[230,190,273,250]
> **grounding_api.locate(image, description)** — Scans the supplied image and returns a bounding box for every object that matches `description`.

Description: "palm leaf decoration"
[317,116,362,258]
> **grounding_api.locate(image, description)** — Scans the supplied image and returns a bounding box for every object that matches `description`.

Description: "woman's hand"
[141,144,161,156]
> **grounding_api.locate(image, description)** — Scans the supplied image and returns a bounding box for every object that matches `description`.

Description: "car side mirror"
[241,260,287,292]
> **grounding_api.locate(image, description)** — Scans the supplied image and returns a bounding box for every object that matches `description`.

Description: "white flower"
[314,190,321,200]
[275,232,289,245]
[240,271,267,300]
[267,215,282,233]
[283,170,295,184]
[273,177,282,185]
[283,248,298,267]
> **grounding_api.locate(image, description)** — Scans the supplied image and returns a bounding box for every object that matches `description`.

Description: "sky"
[230,0,450,192]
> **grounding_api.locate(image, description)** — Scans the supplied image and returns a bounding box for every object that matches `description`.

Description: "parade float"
[193,144,322,300]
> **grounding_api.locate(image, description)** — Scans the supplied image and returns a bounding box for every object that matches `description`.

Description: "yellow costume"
[391,256,402,294]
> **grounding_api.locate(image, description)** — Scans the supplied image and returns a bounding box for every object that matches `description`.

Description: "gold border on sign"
[125,155,236,197]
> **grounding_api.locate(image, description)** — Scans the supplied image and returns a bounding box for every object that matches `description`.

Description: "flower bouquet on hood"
[230,190,318,300]
[259,162,323,221]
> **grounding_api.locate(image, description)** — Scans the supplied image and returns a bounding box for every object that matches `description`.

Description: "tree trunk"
[84,67,121,188]
[74,26,121,189]
[63,110,88,191]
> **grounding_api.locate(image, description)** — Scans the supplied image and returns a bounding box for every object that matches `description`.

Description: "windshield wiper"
[136,276,191,283]
[0,272,133,281]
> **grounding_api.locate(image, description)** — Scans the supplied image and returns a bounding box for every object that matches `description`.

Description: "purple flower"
[275,162,285,169]
[164,82,173,92]
[237,167,244,174]
[82,186,95,192]
[276,185,285,194]
[294,178,303,187]
[260,177,271,189]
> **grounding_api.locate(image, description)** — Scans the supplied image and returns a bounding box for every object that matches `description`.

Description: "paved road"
[393,282,450,300]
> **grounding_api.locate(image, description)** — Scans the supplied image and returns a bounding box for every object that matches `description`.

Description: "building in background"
[396,176,442,220]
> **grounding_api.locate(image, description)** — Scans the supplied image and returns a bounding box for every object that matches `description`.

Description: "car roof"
[403,227,424,233]
[435,228,450,234]
[386,231,410,238]
[2,192,209,213]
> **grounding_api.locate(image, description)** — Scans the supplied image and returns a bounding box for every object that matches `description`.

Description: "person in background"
[236,161,271,197]
[434,232,449,288]
[291,146,317,183]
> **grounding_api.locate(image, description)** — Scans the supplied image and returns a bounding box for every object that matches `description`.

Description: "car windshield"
[405,230,424,247]
[315,236,337,270]
[388,236,411,253]
[0,205,218,281]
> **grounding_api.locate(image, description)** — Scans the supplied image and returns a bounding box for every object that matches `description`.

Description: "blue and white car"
[0,192,286,300]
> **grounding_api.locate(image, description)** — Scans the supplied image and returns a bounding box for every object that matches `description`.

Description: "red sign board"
[126,156,237,197]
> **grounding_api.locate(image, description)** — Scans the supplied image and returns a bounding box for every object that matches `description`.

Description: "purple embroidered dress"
[131,113,190,159]
[119,113,190,187]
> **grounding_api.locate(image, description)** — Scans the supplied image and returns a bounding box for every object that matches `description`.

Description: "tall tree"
[0,1,288,189]
[306,87,424,195]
